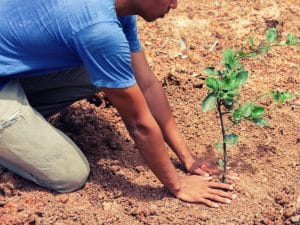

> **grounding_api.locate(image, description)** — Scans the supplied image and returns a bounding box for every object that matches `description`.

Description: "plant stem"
[254,91,271,103]
[217,100,227,183]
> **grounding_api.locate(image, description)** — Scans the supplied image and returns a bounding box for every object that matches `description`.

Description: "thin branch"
[217,101,227,183]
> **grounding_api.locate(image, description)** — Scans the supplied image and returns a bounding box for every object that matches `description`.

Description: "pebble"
[284,208,296,218]
[102,202,112,211]
[134,166,146,173]
[0,200,6,207]
[275,192,289,206]
[291,215,300,223]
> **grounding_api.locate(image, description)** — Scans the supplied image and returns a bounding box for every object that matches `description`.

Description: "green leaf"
[221,77,239,91]
[223,98,234,109]
[237,51,248,58]
[236,71,249,85]
[224,133,239,145]
[253,118,269,127]
[223,49,235,63]
[233,102,253,122]
[202,93,218,112]
[204,67,218,76]
[285,33,300,45]
[249,36,255,48]
[222,48,239,70]
[233,109,243,122]
[280,92,293,102]
[217,159,224,169]
[266,28,278,43]
[205,77,219,90]
[242,103,253,117]
[226,90,239,98]
[214,143,223,152]
[271,91,281,102]
[271,91,293,104]
[251,106,265,118]
[240,102,253,117]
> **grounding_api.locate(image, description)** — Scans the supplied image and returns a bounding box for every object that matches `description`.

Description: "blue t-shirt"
[0,0,142,91]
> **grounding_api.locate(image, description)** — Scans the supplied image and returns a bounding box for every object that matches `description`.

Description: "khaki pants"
[0,67,100,193]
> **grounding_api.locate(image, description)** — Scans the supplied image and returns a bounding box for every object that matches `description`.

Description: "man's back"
[0,0,118,77]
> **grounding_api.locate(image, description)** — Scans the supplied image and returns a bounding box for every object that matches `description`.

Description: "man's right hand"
[172,175,237,207]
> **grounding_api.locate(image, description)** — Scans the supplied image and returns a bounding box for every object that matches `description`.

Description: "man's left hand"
[184,155,240,182]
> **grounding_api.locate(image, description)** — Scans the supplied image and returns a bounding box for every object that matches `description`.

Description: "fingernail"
[232,194,238,199]
[213,204,219,208]
[230,185,234,190]
[226,199,231,204]
[204,173,210,177]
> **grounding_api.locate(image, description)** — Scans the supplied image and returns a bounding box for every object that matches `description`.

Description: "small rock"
[35,211,44,217]
[17,205,25,212]
[102,202,112,211]
[290,215,300,223]
[275,192,289,206]
[145,41,152,46]
[284,208,296,218]
[0,198,6,207]
[56,195,69,204]
[134,166,146,173]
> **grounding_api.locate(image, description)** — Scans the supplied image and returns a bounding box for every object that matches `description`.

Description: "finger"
[197,198,220,208]
[208,182,234,191]
[221,172,240,182]
[221,178,234,184]
[204,194,232,204]
[198,176,212,181]
[208,189,237,200]
[201,164,220,174]
[194,167,210,177]
[227,170,238,176]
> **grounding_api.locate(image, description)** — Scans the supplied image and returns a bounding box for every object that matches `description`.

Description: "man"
[0,0,237,207]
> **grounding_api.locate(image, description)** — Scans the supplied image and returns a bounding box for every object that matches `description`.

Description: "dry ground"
[1,0,300,224]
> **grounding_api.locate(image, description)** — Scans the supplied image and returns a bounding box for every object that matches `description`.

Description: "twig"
[209,40,219,53]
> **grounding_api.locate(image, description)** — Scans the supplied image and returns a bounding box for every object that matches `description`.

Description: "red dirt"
[1,0,299,224]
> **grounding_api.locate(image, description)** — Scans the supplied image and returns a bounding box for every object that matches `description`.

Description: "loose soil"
[1,0,300,224]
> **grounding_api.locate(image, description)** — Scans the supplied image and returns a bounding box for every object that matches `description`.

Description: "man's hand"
[184,154,240,181]
[174,175,237,207]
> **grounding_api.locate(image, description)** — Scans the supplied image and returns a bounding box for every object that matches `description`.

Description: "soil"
[1,0,300,224]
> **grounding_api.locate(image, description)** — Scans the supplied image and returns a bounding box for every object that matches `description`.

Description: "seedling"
[202,28,297,183]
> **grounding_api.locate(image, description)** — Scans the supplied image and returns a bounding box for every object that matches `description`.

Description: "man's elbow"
[125,118,159,142]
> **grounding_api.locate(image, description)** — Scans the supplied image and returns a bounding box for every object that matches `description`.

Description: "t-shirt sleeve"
[118,16,142,53]
[71,22,137,88]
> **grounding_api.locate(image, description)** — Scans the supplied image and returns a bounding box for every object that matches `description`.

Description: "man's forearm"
[141,79,194,164]
[127,119,181,194]
[131,51,194,165]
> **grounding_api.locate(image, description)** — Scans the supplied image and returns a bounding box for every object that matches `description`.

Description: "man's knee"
[42,161,90,193]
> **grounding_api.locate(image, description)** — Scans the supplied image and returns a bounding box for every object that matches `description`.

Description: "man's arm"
[103,84,181,193]
[130,50,198,171]
[103,84,235,206]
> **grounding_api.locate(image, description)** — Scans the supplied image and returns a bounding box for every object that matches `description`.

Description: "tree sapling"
[201,28,297,183]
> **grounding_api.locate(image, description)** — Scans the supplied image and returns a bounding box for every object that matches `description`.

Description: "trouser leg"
[0,68,97,192]
[20,66,101,118]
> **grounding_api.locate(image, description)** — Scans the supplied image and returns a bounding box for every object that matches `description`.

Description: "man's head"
[116,0,178,22]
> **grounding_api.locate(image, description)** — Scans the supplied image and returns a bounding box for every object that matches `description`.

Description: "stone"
[290,215,300,223]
